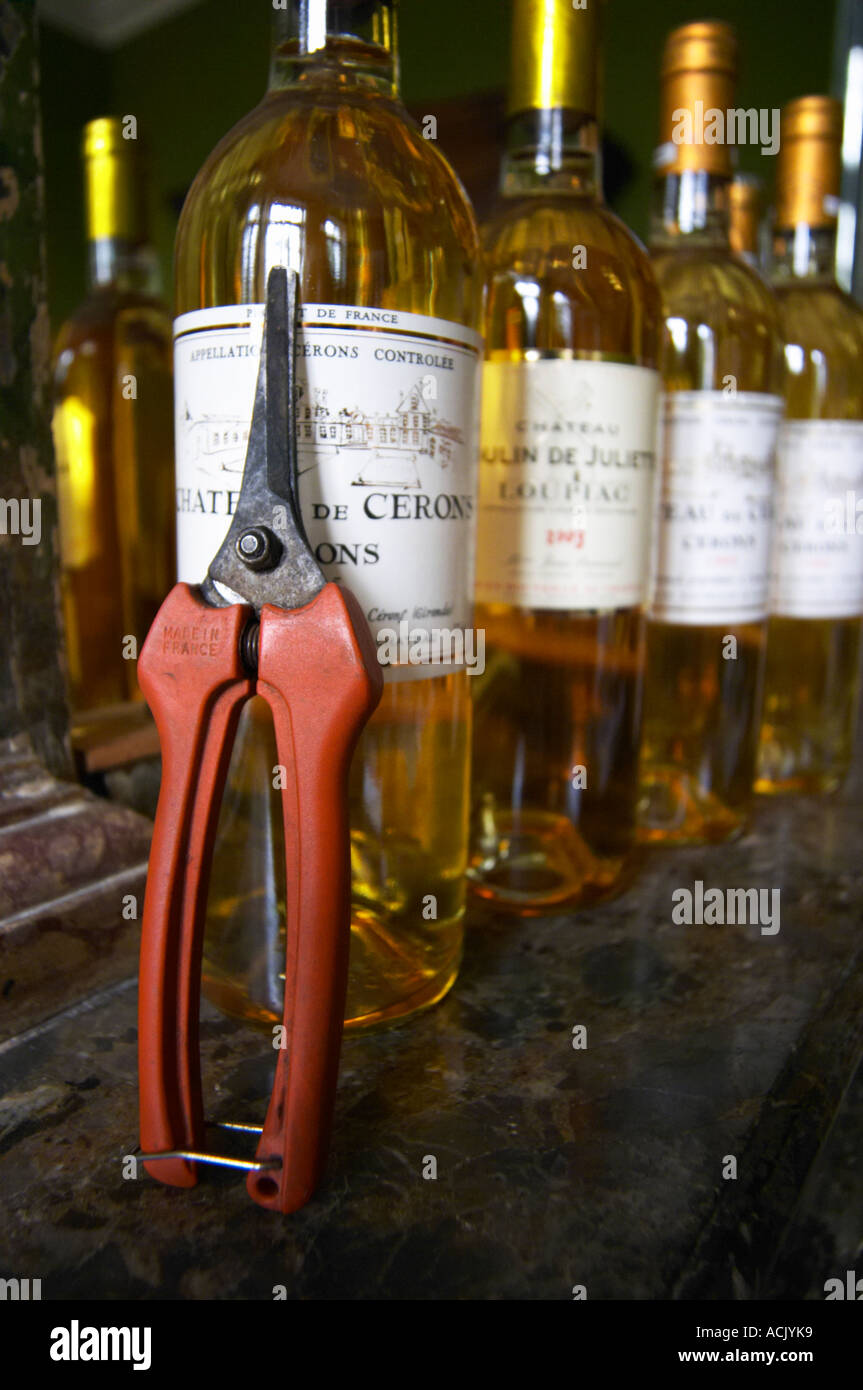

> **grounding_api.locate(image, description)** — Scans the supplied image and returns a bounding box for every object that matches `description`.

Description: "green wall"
[39,24,112,330]
[40,0,837,330]
[604,0,837,234]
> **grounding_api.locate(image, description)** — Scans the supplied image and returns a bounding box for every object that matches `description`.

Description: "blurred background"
[38,0,862,330]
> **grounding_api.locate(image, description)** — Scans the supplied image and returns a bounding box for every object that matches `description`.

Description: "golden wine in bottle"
[638,23,783,845]
[469,0,662,913]
[52,118,175,714]
[173,1,483,1028]
[757,97,863,794]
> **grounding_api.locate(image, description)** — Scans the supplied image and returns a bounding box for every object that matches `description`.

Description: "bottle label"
[475,359,660,609]
[648,391,784,625]
[770,419,863,618]
[174,303,482,678]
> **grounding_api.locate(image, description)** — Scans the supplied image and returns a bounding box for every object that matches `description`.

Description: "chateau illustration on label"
[182,378,465,492]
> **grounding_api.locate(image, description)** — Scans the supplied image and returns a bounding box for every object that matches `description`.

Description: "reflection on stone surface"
[1,769,862,1298]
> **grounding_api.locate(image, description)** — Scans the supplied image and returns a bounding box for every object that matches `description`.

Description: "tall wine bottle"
[469,0,662,913]
[757,97,863,793]
[638,22,783,845]
[52,118,175,715]
[173,0,483,1028]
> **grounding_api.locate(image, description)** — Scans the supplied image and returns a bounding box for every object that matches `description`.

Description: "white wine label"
[475,359,660,610]
[648,391,784,625]
[770,419,863,618]
[174,303,482,678]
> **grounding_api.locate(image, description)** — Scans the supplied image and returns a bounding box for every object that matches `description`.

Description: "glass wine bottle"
[173,0,483,1028]
[52,118,175,717]
[638,22,783,845]
[469,0,662,913]
[757,97,863,793]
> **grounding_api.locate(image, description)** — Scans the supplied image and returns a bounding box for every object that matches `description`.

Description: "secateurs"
[136,267,383,1213]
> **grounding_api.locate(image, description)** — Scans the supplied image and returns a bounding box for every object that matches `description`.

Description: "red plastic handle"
[249,583,383,1212]
[137,583,253,1187]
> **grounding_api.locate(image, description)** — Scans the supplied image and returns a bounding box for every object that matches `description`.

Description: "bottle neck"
[87,238,161,295]
[83,124,156,294]
[500,108,601,200]
[771,224,837,284]
[270,0,398,97]
[650,169,731,250]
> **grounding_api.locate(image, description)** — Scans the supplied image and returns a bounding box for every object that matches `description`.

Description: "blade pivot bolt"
[236,526,282,572]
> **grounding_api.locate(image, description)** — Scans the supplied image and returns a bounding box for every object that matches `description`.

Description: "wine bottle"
[639,22,783,844]
[757,97,863,793]
[173,0,483,1028]
[51,118,175,715]
[469,0,662,913]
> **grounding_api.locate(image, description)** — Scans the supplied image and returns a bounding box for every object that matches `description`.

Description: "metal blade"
[201,266,325,615]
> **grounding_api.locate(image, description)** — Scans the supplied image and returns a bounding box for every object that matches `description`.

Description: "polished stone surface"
[1,771,862,1300]
[0,746,151,1043]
